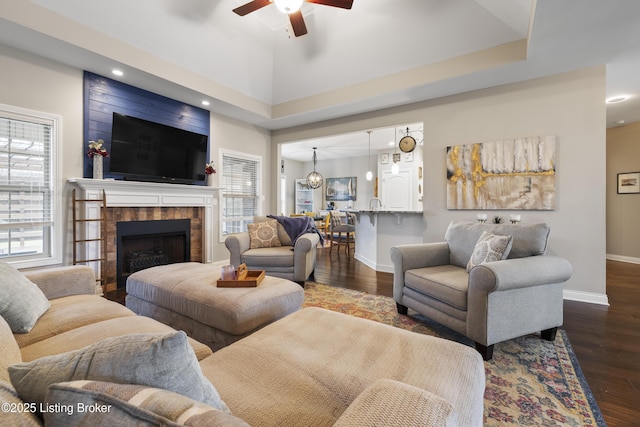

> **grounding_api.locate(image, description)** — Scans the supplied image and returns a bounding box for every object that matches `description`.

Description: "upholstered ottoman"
[125,262,304,351]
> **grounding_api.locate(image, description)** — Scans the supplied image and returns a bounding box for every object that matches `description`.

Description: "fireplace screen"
[126,249,169,273]
[116,219,190,288]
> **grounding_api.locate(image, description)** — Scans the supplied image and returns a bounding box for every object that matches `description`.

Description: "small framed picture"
[404,152,414,162]
[617,172,640,194]
[380,153,389,164]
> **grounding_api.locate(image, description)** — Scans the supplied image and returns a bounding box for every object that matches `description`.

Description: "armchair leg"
[396,303,408,315]
[295,281,305,288]
[541,327,558,341]
[475,343,494,361]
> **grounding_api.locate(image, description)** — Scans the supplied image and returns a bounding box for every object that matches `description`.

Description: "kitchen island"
[346,210,424,273]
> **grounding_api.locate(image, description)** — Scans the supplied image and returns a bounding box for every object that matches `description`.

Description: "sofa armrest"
[224,233,251,267]
[469,255,573,293]
[293,232,319,282]
[293,232,320,253]
[390,242,451,272]
[390,242,450,301]
[333,379,457,427]
[23,265,96,300]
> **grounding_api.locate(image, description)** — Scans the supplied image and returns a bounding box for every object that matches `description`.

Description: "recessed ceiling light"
[606,95,629,103]
[112,69,124,77]
[202,100,210,106]
[388,141,395,146]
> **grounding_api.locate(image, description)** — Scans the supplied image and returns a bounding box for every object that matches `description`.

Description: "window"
[0,104,61,267]
[219,149,261,241]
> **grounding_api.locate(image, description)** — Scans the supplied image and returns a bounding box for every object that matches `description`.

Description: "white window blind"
[220,151,261,237]
[0,108,55,261]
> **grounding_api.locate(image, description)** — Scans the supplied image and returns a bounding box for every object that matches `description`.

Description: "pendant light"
[306,147,323,189]
[365,130,373,181]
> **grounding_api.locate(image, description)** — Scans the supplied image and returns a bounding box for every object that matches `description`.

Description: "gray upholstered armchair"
[225,216,319,285]
[390,220,573,360]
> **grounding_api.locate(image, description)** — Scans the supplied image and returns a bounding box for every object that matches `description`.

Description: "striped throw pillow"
[44,380,249,427]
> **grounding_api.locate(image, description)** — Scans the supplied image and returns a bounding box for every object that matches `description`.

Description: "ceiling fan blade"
[289,11,308,37]
[305,0,353,9]
[232,0,272,16]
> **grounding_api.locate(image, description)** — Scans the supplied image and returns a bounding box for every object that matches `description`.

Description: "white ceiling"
[0,0,639,155]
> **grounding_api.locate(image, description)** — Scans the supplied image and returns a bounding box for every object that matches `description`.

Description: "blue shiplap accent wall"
[83,72,210,183]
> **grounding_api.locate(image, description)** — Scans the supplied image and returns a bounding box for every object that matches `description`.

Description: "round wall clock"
[399,135,416,153]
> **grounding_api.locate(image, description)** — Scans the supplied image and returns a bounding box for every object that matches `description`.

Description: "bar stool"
[329,213,355,255]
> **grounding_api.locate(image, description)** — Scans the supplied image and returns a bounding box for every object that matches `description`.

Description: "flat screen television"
[109,113,208,185]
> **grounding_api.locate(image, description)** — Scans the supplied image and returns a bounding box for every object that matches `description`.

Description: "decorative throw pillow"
[8,331,230,414]
[466,231,513,272]
[44,381,249,427]
[248,219,282,249]
[0,381,41,427]
[0,262,50,333]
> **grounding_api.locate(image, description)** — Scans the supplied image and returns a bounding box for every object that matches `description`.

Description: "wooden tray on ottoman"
[217,263,266,288]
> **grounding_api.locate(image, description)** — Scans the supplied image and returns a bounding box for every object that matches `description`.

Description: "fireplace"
[69,178,217,293]
[116,219,191,288]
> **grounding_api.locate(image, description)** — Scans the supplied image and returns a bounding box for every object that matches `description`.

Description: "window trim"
[218,148,262,243]
[0,103,63,268]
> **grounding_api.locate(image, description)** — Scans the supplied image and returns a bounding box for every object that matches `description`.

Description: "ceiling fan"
[233,0,353,37]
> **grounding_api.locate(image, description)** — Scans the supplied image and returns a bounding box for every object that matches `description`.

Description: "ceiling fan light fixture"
[274,0,303,14]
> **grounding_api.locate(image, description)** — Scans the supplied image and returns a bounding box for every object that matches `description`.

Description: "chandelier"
[306,147,323,189]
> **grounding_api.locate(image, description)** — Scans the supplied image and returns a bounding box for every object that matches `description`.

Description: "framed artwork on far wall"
[326,177,357,201]
[381,153,389,164]
[617,172,640,194]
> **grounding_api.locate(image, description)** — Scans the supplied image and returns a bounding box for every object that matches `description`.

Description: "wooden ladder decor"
[72,189,107,294]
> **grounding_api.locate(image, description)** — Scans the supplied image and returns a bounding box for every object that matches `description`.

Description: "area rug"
[303,282,606,427]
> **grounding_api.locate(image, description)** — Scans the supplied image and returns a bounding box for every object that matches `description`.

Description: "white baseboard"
[354,254,393,273]
[606,254,640,264]
[563,289,609,306]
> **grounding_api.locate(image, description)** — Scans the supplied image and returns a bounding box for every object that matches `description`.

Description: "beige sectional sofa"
[1,264,486,426]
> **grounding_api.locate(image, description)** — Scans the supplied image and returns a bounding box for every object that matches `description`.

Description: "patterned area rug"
[303,282,606,427]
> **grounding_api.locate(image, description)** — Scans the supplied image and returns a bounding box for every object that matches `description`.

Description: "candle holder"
[477,214,488,223]
[509,214,521,224]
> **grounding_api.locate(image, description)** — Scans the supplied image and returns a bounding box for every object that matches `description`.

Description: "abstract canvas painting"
[446,136,556,210]
[326,177,357,201]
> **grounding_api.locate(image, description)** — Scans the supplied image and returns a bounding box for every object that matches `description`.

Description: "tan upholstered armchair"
[225,216,320,286]
[390,220,573,360]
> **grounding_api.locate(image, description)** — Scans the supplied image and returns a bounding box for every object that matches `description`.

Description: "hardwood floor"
[313,248,640,426]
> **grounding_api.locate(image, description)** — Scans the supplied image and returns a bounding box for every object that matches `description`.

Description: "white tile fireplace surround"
[69,178,218,289]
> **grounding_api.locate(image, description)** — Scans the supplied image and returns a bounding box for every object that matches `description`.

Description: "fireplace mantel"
[69,178,219,264]
[68,178,219,207]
